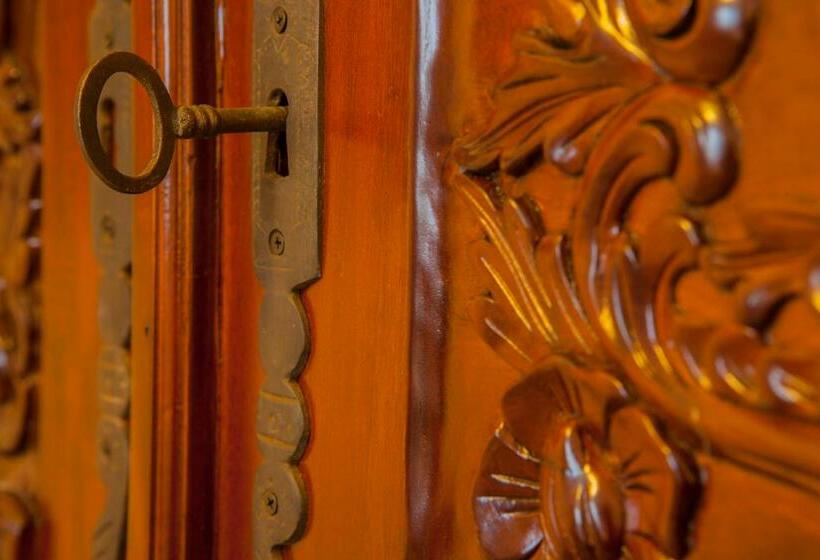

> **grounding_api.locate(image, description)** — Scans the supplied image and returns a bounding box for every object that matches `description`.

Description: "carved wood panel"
[410,1,820,558]
[0,14,41,559]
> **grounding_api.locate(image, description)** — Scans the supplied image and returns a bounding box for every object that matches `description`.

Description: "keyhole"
[265,89,289,178]
[99,97,116,163]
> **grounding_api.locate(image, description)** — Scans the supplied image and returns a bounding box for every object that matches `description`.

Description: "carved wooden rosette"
[0,51,40,558]
[438,0,819,558]
[87,1,133,558]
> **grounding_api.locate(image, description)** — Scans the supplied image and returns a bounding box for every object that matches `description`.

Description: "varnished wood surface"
[215,1,415,557]
[40,1,103,558]
[40,1,156,558]
[43,0,416,557]
[410,1,820,559]
[148,1,220,558]
[34,1,820,558]
[0,1,45,557]
[213,4,258,556]
[42,1,218,558]
[130,3,159,559]
[300,0,414,555]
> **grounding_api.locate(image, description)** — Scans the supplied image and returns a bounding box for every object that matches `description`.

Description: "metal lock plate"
[80,2,321,558]
[87,1,133,560]
[252,1,322,557]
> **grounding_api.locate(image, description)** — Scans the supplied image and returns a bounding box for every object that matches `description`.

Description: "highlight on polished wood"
[17,0,820,558]
[410,0,820,558]
[0,44,40,560]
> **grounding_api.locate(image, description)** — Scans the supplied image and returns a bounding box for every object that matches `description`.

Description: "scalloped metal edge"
[87,1,133,559]
[252,1,322,558]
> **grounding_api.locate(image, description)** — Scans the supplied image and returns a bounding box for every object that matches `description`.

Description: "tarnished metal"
[87,1,132,559]
[252,1,322,557]
[76,51,288,195]
[76,5,321,557]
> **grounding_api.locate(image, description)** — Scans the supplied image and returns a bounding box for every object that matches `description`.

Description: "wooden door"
[406,1,820,558]
[12,0,820,558]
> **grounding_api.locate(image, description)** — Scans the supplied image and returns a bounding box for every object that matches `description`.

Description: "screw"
[262,489,279,516]
[101,214,117,243]
[273,6,288,33]
[269,229,285,256]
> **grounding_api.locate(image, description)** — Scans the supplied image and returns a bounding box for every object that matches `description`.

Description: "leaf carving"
[455,1,660,178]
[436,1,819,558]
[0,54,40,455]
[448,167,598,371]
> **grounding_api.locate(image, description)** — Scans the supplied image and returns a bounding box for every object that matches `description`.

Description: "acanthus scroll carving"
[0,53,40,457]
[0,52,41,558]
[439,0,805,558]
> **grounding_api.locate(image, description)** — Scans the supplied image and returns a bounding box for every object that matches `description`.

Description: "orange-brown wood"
[212,2,258,557]
[128,2,158,559]
[148,1,220,558]
[0,1,47,557]
[409,2,820,559]
[34,1,820,559]
[40,1,159,557]
[42,1,218,558]
[213,1,415,557]
[295,0,415,552]
[40,1,104,558]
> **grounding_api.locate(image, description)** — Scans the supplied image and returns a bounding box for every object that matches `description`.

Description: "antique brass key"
[76,51,287,194]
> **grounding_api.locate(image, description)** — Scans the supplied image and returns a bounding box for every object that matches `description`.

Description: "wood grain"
[31,1,820,558]
[0,2,44,558]
[213,1,258,557]
[410,1,820,558]
[215,1,415,557]
[295,0,414,555]
[42,0,416,558]
[147,1,220,558]
[40,0,102,557]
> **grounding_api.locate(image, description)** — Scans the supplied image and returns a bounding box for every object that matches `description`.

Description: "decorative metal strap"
[87,1,133,558]
[252,1,322,557]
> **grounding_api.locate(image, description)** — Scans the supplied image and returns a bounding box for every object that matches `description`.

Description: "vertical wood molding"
[149,0,219,558]
[407,0,448,556]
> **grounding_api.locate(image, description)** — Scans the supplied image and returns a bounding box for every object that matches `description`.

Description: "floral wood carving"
[437,0,809,558]
[474,359,699,559]
[0,52,41,558]
[0,54,40,457]
[0,491,34,559]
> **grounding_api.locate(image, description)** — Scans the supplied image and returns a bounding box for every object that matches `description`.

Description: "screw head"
[101,214,117,243]
[273,7,288,34]
[262,489,279,516]
[269,229,285,256]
